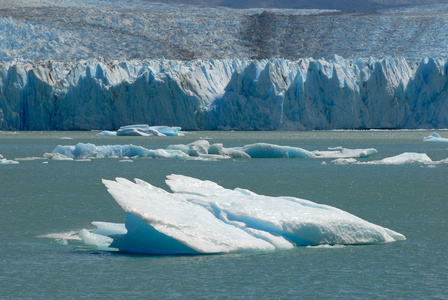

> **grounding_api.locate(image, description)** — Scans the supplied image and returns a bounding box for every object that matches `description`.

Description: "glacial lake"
[1,130,447,299]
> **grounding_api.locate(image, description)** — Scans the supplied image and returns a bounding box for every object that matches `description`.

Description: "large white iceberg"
[79,175,405,254]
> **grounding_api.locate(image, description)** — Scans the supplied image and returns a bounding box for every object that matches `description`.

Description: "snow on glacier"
[49,141,377,160]
[78,175,405,254]
[1,0,448,62]
[2,56,448,131]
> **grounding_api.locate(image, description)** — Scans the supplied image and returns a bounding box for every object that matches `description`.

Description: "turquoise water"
[1,130,447,299]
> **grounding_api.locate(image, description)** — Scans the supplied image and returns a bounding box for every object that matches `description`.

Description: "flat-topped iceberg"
[423,132,448,142]
[97,125,184,137]
[50,141,377,160]
[79,175,405,255]
[332,152,448,165]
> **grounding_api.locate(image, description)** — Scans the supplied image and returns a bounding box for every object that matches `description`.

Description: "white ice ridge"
[78,175,406,255]
[48,140,377,160]
[423,132,448,142]
[332,152,448,165]
[2,56,448,131]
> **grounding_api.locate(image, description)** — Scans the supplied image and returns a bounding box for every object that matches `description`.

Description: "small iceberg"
[77,175,406,255]
[96,130,117,136]
[96,125,184,137]
[331,152,448,165]
[423,132,448,142]
[0,154,19,164]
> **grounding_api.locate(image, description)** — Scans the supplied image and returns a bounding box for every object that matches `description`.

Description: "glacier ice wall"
[1,56,448,130]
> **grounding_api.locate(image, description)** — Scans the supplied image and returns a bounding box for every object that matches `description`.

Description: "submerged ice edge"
[48,140,378,160]
[75,175,405,255]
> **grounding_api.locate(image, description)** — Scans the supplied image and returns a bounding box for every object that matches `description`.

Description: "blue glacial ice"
[2,56,448,131]
[79,175,406,254]
[49,143,189,160]
[423,132,448,142]
[49,141,377,160]
[97,125,184,136]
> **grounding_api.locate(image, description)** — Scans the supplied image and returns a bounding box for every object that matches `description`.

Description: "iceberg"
[96,131,117,136]
[50,141,376,160]
[331,152,448,165]
[423,132,448,142]
[313,146,378,159]
[50,143,189,160]
[0,154,19,164]
[116,125,184,137]
[79,175,405,255]
[97,125,184,136]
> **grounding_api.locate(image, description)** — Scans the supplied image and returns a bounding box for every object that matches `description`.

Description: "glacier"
[2,0,448,131]
[1,56,448,131]
[78,175,405,254]
[48,141,377,160]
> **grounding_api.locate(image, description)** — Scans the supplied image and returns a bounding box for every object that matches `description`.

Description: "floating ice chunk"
[51,143,189,160]
[79,175,405,255]
[97,131,117,136]
[331,152,438,165]
[150,126,184,136]
[208,143,251,159]
[332,158,358,165]
[115,125,184,137]
[242,143,316,158]
[49,141,380,161]
[186,140,210,156]
[314,147,378,158]
[117,125,165,136]
[370,152,433,165]
[423,132,448,142]
[0,158,19,164]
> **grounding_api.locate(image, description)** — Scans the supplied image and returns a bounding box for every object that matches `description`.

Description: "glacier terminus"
[1,56,448,131]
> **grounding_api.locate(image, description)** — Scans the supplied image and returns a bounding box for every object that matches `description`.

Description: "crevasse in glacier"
[1,56,448,131]
[79,175,406,254]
